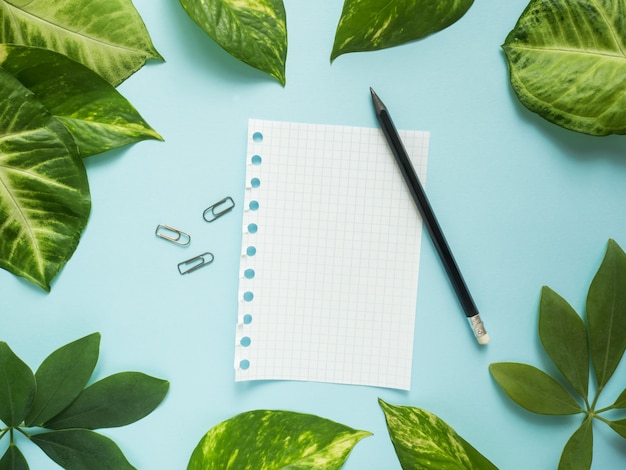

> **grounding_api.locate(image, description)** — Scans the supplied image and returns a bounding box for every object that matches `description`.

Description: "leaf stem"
[0,428,8,440]
[15,426,31,439]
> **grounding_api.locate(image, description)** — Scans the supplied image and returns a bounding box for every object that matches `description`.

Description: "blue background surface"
[2,0,626,468]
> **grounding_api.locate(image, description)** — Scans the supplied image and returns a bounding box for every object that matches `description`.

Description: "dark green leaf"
[0,0,163,86]
[587,239,626,390]
[43,372,169,429]
[558,417,593,470]
[0,445,29,470]
[610,388,626,409]
[0,69,90,291]
[0,342,35,427]
[331,0,473,61]
[489,362,583,415]
[379,399,497,470]
[25,333,100,427]
[606,418,626,439]
[539,286,589,400]
[503,0,626,135]
[179,0,287,85]
[187,409,371,469]
[31,429,135,470]
[0,45,163,158]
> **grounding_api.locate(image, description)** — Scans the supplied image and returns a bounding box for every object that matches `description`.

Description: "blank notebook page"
[235,119,429,390]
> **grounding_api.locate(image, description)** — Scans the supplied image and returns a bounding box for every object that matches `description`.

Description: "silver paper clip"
[155,224,191,246]
[178,252,214,275]
[203,196,235,222]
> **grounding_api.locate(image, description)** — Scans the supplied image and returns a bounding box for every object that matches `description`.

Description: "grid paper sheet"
[235,119,429,390]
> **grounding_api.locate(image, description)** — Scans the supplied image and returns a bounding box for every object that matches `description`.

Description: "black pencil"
[370,88,489,345]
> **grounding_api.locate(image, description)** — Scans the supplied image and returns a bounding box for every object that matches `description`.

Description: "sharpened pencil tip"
[369,87,385,114]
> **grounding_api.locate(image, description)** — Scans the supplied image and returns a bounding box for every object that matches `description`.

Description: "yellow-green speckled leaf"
[187,409,371,469]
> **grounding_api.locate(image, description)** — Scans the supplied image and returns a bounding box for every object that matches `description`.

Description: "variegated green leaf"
[379,399,497,470]
[0,69,90,291]
[187,409,371,469]
[503,0,626,135]
[0,45,162,158]
[331,0,474,61]
[0,0,163,86]
[558,417,593,470]
[587,239,626,390]
[179,0,287,86]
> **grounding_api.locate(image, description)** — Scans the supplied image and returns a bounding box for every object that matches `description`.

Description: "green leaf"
[31,429,135,470]
[0,69,90,291]
[0,45,163,158]
[179,0,287,86]
[489,362,583,415]
[0,445,29,470]
[187,409,371,470]
[24,333,100,427]
[0,342,35,427]
[331,0,473,61]
[43,372,169,430]
[539,286,589,400]
[606,417,626,439]
[379,399,497,470]
[610,388,626,409]
[587,239,626,390]
[0,0,163,86]
[503,0,626,135]
[558,417,593,470]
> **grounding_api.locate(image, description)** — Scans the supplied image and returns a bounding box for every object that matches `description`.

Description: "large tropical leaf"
[331,0,473,61]
[0,0,163,86]
[379,399,498,470]
[586,239,626,390]
[187,409,370,469]
[0,45,162,158]
[179,0,287,85]
[0,69,90,291]
[503,0,626,135]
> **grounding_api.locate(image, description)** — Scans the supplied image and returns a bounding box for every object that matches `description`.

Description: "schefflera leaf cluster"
[490,239,626,470]
[0,333,169,469]
[0,0,163,291]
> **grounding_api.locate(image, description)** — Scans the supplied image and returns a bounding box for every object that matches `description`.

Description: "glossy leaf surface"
[503,0,626,135]
[31,429,135,470]
[587,239,626,389]
[379,399,497,470]
[0,45,163,158]
[539,286,589,399]
[179,0,287,85]
[0,445,28,470]
[489,362,582,415]
[0,70,90,291]
[44,372,169,430]
[331,0,473,60]
[187,409,370,469]
[25,333,100,427]
[558,417,593,470]
[0,342,35,427]
[0,0,163,85]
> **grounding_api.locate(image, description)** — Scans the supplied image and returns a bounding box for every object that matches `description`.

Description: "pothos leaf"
[24,333,100,427]
[0,45,163,158]
[0,342,35,427]
[31,429,135,470]
[379,399,497,470]
[558,417,593,470]
[489,362,583,415]
[0,445,29,470]
[0,69,90,291]
[587,239,626,390]
[503,0,626,135]
[539,286,589,400]
[187,409,371,470]
[0,0,163,86]
[179,0,287,86]
[331,0,474,61]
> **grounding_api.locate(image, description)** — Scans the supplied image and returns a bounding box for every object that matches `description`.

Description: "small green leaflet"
[503,0,626,136]
[179,0,287,86]
[331,0,474,61]
[187,409,371,469]
[379,399,498,469]
[0,0,163,86]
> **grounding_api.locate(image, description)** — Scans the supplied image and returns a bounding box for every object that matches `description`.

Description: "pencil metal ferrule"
[468,314,489,345]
